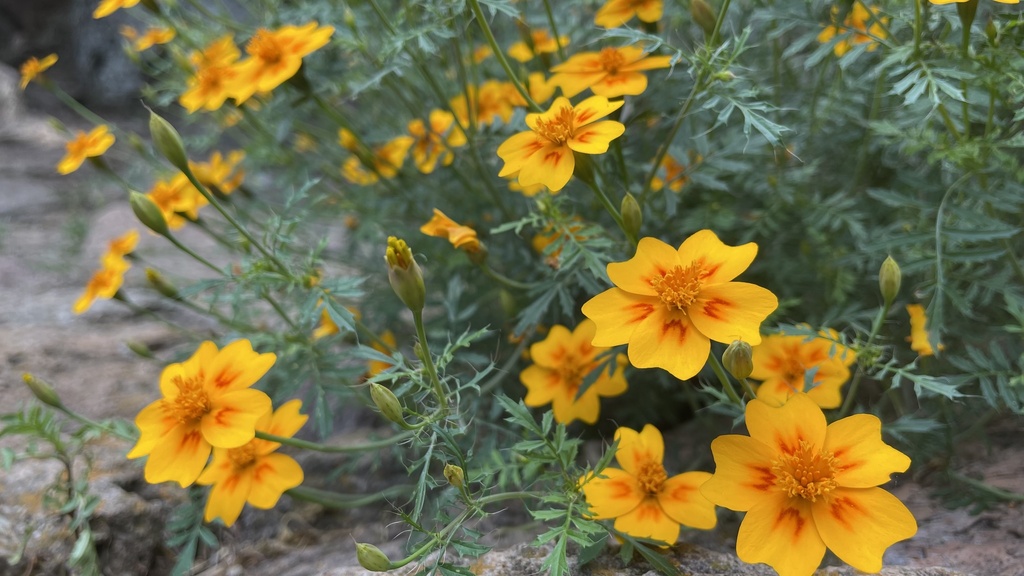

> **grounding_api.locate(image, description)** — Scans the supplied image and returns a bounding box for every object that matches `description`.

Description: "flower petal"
[606,237,680,296]
[627,306,709,381]
[203,466,253,526]
[614,498,680,545]
[572,95,623,126]
[527,325,574,367]
[824,414,911,488]
[567,120,625,155]
[745,393,827,455]
[676,229,758,284]
[737,495,825,576]
[205,339,276,392]
[582,467,644,519]
[658,471,717,529]
[497,131,546,178]
[201,389,272,448]
[590,72,649,98]
[614,424,663,476]
[688,282,777,345]
[517,142,575,191]
[127,400,178,459]
[700,435,778,512]
[521,365,562,407]
[812,487,917,573]
[145,424,210,487]
[248,453,305,509]
[582,289,660,347]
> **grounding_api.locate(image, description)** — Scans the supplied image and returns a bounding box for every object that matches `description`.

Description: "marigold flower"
[196,399,306,526]
[595,0,663,29]
[816,2,888,57]
[57,125,115,175]
[582,424,717,544]
[93,0,139,19]
[229,22,334,104]
[368,330,397,378]
[551,46,672,99]
[408,110,467,174]
[146,173,207,229]
[180,35,242,114]
[420,209,481,253]
[107,229,140,258]
[341,136,414,185]
[527,72,558,104]
[127,340,275,487]
[450,81,523,127]
[190,150,245,195]
[651,152,701,193]
[750,328,856,409]
[520,320,627,425]
[700,394,917,576]
[131,27,176,52]
[19,54,57,90]
[906,304,944,356]
[581,230,778,381]
[472,45,493,63]
[508,29,569,63]
[497,95,625,192]
[73,254,129,314]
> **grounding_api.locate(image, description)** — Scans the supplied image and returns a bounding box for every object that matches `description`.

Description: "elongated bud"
[691,0,717,38]
[146,267,178,298]
[148,108,189,172]
[125,340,155,359]
[385,236,425,312]
[355,543,393,572]
[956,0,978,32]
[879,255,901,306]
[620,193,642,239]
[22,373,63,409]
[369,383,408,428]
[722,340,753,381]
[129,190,169,237]
[443,463,465,489]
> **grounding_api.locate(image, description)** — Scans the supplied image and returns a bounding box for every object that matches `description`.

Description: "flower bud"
[444,463,465,489]
[691,0,717,38]
[955,0,978,32]
[355,543,392,572]
[722,340,753,381]
[369,383,408,428]
[620,193,642,239]
[22,373,63,409]
[879,255,901,307]
[125,340,155,359]
[148,108,189,172]
[129,190,169,237]
[145,267,179,298]
[385,236,425,312]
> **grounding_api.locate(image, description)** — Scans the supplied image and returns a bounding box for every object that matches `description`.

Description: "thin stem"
[948,471,1024,502]
[960,22,971,139]
[263,290,299,331]
[913,0,922,58]
[286,484,413,509]
[739,378,758,400]
[838,298,893,418]
[55,406,137,442]
[541,0,567,62]
[581,170,635,246]
[165,233,223,275]
[466,0,542,112]
[413,309,449,414]
[708,350,743,407]
[254,429,414,453]
[480,263,534,291]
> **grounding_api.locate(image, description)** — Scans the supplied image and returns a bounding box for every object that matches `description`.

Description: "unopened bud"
[22,373,63,409]
[385,236,425,312]
[129,190,169,237]
[148,108,189,172]
[722,340,753,381]
[125,340,155,359]
[444,463,465,489]
[956,0,978,32]
[146,268,179,298]
[369,383,408,428]
[620,193,642,239]
[355,543,392,572]
[691,0,717,38]
[879,255,901,306]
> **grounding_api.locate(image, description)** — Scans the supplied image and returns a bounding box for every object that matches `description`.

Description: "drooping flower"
[73,254,129,314]
[816,2,889,57]
[906,304,944,356]
[520,320,628,424]
[508,29,569,63]
[700,394,917,576]
[127,340,275,487]
[750,328,856,409]
[594,0,663,29]
[190,150,245,195]
[340,135,414,185]
[19,54,57,90]
[420,209,481,253]
[93,0,140,19]
[581,230,778,381]
[408,110,467,174]
[650,152,700,193]
[229,22,334,104]
[582,424,717,544]
[550,46,672,98]
[57,125,115,175]
[196,399,306,526]
[497,95,625,192]
[130,27,176,52]
[180,35,242,114]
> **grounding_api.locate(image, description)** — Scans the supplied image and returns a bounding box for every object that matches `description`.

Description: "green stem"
[165,233,223,275]
[949,471,1024,502]
[114,293,208,340]
[263,290,299,331]
[480,263,534,291]
[960,22,971,139]
[708,350,743,407]
[466,0,542,112]
[56,406,137,442]
[541,0,566,62]
[286,484,413,509]
[413,309,449,414]
[581,171,635,246]
[913,0,922,58]
[48,85,110,127]
[254,429,414,453]
[739,378,758,400]
[837,298,893,419]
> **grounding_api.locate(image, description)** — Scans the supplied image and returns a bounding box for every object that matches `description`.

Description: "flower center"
[558,357,587,397]
[534,105,575,145]
[247,29,282,64]
[771,440,838,502]
[599,47,626,74]
[227,442,258,469]
[164,373,211,424]
[649,263,704,312]
[636,457,667,495]
[781,356,805,385]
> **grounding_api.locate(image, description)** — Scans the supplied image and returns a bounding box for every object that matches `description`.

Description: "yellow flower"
[127,340,275,487]
[190,150,245,195]
[146,173,208,229]
[368,330,397,378]
[551,46,672,99]
[93,0,139,19]
[700,394,917,576]
[594,0,663,29]
[750,328,856,409]
[531,219,586,267]
[180,35,242,114]
[408,110,467,174]
[582,424,717,544]
[520,320,628,425]
[196,400,306,526]
[581,230,778,381]
[527,72,558,104]
[57,125,115,175]
[132,27,176,52]
[107,229,139,258]
[906,304,944,356]
[73,254,129,314]
[816,2,888,57]
[508,29,569,63]
[229,22,334,104]
[651,152,701,193]
[497,95,625,192]
[472,44,493,63]
[420,209,481,253]
[508,178,548,198]
[19,54,57,90]
[340,136,414,185]
[450,81,525,128]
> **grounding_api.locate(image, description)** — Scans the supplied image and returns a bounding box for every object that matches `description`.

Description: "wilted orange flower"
[582,230,778,381]
[408,110,467,174]
[190,150,245,195]
[906,304,944,356]
[582,424,716,544]
[816,2,888,57]
[701,394,917,576]
[497,95,625,192]
[180,35,241,113]
[751,328,856,409]
[57,125,115,175]
[19,54,57,90]
[146,174,208,229]
[229,22,334,104]
[127,340,275,487]
[93,0,139,19]
[551,46,672,98]
[420,209,481,253]
[131,27,176,51]
[450,81,523,127]
[367,330,397,378]
[340,136,414,185]
[74,254,129,314]
[651,152,700,193]
[595,0,663,29]
[520,320,627,424]
[196,400,306,526]
[508,29,569,63]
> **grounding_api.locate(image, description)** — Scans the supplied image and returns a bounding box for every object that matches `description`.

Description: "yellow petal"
[594,0,637,28]
[567,120,625,154]
[613,498,680,545]
[657,471,717,529]
[700,435,778,512]
[521,365,561,407]
[614,424,663,476]
[635,0,664,22]
[517,142,575,191]
[248,453,305,508]
[145,425,210,487]
[127,401,177,459]
[676,229,758,284]
[572,95,624,127]
[496,131,546,178]
[590,72,649,98]
[528,324,574,367]
[256,399,308,455]
[551,387,600,424]
[582,288,660,347]
[195,448,233,485]
[206,339,276,392]
[824,414,911,488]
[201,389,272,448]
[606,236,680,296]
[627,306,709,381]
[745,393,827,455]
[688,282,778,345]
[622,54,673,72]
[812,487,917,573]
[203,466,253,526]
[737,494,825,576]
[582,467,643,519]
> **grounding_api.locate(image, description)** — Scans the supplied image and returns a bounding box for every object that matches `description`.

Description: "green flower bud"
[369,383,408,428]
[22,373,63,409]
[879,255,901,306]
[355,543,393,572]
[955,0,978,32]
[385,236,425,312]
[148,108,189,172]
[443,463,465,489]
[125,340,155,359]
[620,193,642,240]
[722,340,753,381]
[129,190,169,237]
[691,0,717,38]
[145,267,178,298]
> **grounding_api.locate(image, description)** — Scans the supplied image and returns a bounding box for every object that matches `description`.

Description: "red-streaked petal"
[812,487,917,573]
[203,466,253,526]
[567,120,625,154]
[658,471,717,529]
[613,498,680,545]
[627,306,709,381]
[525,97,573,131]
[582,467,643,519]
[205,339,276,392]
[527,325,574,367]
[746,393,827,455]
[127,400,178,459]
[582,289,660,347]
[676,229,758,284]
[700,435,778,512]
[737,495,825,576]
[517,142,575,191]
[247,453,305,509]
[201,389,272,448]
[614,424,664,475]
[497,131,546,177]
[688,282,778,345]
[607,237,680,296]
[572,95,623,126]
[144,424,211,487]
[824,415,911,488]
[590,72,649,98]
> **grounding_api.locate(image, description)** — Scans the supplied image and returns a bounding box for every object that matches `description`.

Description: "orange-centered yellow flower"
[497,95,625,192]
[19,54,57,90]
[341,135,414,185]
[190,150,245,195]
[131,27,176,52]
[450,81,524,127]
[127,340,275,487]
[551,46,672,99]
[196,399,306,527]
[816,2,889,57]
[408,110,467,174]
[229,22,334,104]
[594,0,663,29]
[582,424,717,544]
[750,328,856,409]
[93,0,139,19]
[145,173,208,229]
[107,229,140,258]
[520,320,628,425]
[700,394,917,576]
[508,29,569,63]
[906,304,944,356]
[73,254,129,315]
[420,209,481,253]
[180,35,242,114]
[582,230,778,381]
[57,125,115,175]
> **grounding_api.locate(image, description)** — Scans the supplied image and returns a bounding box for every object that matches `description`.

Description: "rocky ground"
[1,64,1022,576]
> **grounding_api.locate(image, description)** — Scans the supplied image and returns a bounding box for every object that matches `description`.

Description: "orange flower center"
[558,357,586,396]
[598,47,626,74]
[649,263,704,312]
[247,29,283,64]
[636,457,667,495]
[771,440,838,502]
[780,355,805,384]
[534,105,576,145]
[227,442,258,469]
[165,374,212,424]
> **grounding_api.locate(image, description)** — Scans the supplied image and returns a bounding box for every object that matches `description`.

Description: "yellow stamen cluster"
[535,106,576,144]
[636,457,668,495]
[771,440,839,502]
[599,47,626,73]
[227,443,258,469]
[650,264,703,311]
[165,374,211,423]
